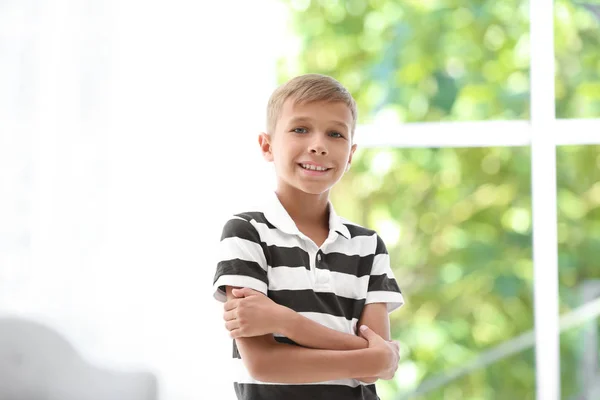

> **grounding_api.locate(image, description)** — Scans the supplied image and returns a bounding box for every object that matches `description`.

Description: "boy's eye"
[330,131,343,138]
[292,127,308,134]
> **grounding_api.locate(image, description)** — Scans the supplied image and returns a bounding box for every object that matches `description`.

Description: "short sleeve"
[212,216,268,303]
[365,234,405,313]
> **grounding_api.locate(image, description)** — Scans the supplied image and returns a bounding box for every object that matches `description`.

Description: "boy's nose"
[309,142,328,156]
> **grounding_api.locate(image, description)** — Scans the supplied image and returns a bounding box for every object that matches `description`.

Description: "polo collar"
[263,191,350,240]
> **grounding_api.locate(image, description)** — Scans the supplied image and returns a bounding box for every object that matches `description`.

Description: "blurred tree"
[278,0,531,123]
[555,1,600,118]
[556,145,600,399]
[331,146,537,399]
[276,0,600,398]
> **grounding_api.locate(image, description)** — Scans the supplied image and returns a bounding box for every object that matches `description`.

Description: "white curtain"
[1,1,285,398]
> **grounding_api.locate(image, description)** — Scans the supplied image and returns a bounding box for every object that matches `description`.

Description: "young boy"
[212,74,405,400]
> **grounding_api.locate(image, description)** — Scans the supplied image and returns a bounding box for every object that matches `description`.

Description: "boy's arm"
[226,287,368,351]
[226,286,394,383]
[354,233,405,383]
[281,307,368,350]
[354,302,393,383]
[358,303,391,341]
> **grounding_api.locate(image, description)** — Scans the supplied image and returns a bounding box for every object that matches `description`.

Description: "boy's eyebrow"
[288,116,349,130]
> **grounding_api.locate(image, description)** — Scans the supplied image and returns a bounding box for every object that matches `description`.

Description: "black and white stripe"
[213,197,404,400]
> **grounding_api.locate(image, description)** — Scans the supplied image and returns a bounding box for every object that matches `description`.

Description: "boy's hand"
[359,325,400,380]
[223,288,287,338]
[356,376,378,384]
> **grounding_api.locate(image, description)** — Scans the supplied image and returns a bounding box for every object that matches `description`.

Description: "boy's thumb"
[232,288,246,297]
[359,325,373,338]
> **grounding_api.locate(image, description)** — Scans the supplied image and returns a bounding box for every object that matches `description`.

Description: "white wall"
[1,1,286,399]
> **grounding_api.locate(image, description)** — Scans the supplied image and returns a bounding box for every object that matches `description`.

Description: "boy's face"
[259,98,357,196]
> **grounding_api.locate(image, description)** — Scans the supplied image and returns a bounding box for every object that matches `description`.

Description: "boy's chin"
[293,183,333,196]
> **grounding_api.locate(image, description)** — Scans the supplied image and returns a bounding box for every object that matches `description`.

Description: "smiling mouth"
[299,163,331,172]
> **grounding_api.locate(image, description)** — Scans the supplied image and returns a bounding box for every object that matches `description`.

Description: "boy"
[212,74,405,400]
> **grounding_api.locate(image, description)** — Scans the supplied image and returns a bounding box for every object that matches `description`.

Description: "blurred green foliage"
[557,145,600,399]
[278,0,599,121]
[276,0,600,398]
[556,2,600,118]
[332,146,537,399]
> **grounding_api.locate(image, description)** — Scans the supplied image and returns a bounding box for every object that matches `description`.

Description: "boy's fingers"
[225,319,240,332]
[223,309,236,321]
[230,329,243,339]
[224,299,239,312]
[233,287,259,297]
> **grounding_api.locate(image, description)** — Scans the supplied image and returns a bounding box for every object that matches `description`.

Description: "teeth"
[301,164,328,171]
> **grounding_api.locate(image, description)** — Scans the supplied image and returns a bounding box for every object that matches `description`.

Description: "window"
[277,0,600,398]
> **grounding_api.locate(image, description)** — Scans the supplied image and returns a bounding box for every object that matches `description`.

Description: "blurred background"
[1,0,599,399]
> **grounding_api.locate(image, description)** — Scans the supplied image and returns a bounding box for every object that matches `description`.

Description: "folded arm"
[225,286,395,383]
[236,334,383,383]
[278,306,368,350]
[354,301,392,383]
[224,287,388,351]
[276,298,391,384]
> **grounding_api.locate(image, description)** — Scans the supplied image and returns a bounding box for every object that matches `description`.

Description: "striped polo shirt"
[213,192,405,400]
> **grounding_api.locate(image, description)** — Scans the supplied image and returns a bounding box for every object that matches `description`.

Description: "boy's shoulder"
[219,195,276,228]
[337,216,389,254]
[227,211,273,227]
[336,216,379,238]
[218,211,272,238]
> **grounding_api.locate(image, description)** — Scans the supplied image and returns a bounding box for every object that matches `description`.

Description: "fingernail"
[360,325,368,332]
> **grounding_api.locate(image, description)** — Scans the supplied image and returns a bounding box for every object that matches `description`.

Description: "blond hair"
[266,74,357,136]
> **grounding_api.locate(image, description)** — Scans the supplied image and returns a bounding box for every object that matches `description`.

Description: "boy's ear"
[258,132,274,162]
[346,143,358,171]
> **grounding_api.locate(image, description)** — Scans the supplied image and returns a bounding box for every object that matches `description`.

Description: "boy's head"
[259,74,358,196]
[266,74,357,137]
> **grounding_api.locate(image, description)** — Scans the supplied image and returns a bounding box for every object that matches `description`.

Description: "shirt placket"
[313,232,337,289]
[307,244,319,288]
[314,250,329,289]
[301,231,337,288]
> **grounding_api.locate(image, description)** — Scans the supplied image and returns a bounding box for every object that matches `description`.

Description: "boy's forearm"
[254,340,381,384]
[279,308,368,351]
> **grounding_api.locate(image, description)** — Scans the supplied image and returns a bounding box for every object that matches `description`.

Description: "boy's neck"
[275,188,330,229]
